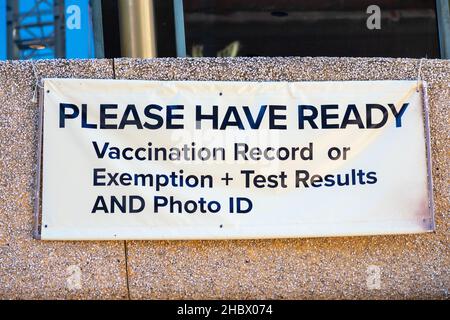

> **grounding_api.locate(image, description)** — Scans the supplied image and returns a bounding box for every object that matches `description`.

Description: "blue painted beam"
[0,0,5,60]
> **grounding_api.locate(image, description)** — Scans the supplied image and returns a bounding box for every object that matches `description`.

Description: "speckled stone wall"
[0,60,128,299]
[0,57,448,299]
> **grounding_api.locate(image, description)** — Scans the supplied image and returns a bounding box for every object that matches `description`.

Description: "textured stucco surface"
[0,57,448,299]
[0,60,128,299]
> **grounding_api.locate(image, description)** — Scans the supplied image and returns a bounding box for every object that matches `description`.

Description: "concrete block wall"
[0,57,448,299]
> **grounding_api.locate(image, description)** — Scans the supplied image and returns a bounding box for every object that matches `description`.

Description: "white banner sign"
[39,79,434,240]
